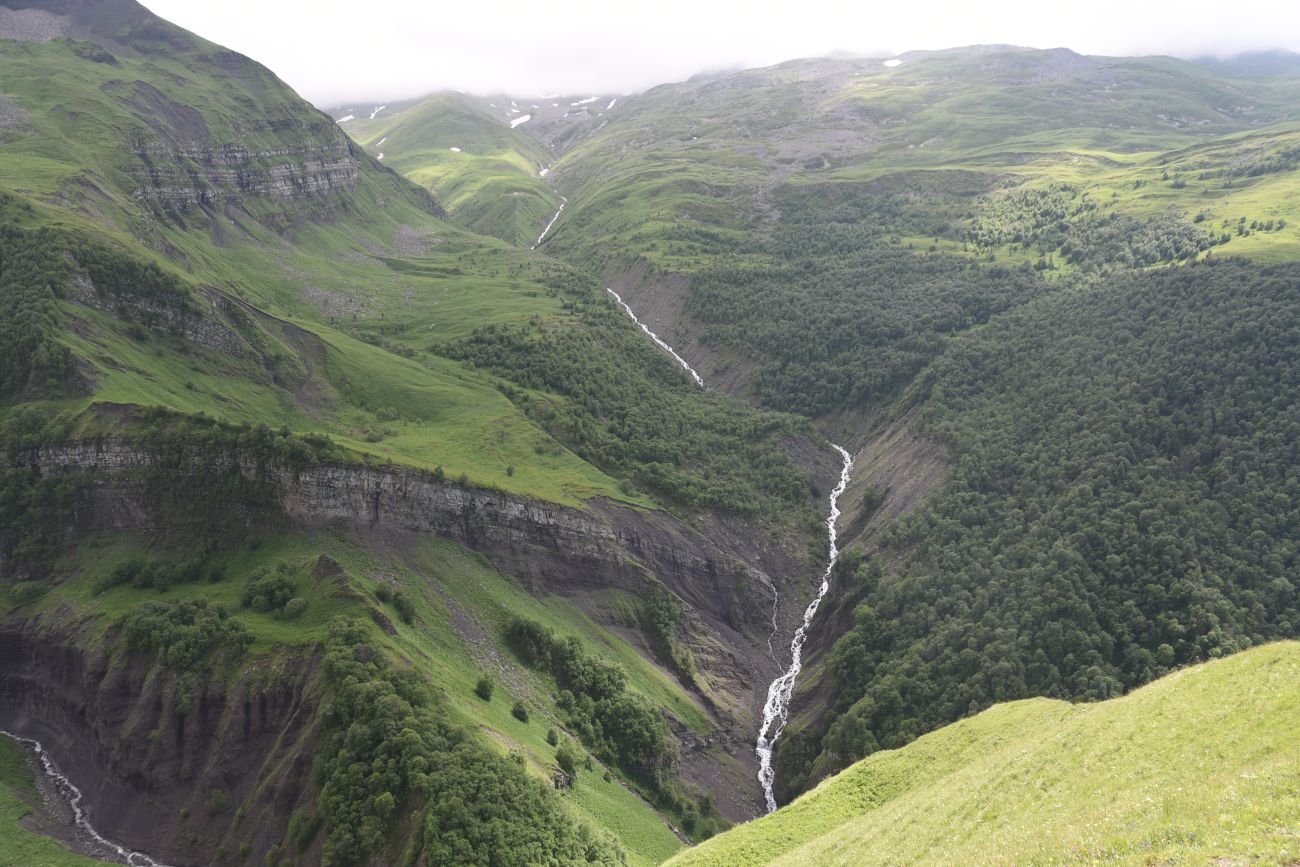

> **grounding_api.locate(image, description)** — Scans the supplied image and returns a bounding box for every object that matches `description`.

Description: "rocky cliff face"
[67,275,249,356]
[0,624,321,865]
[130,137,361,210]
[38,441,773,597]
[0,439,809,842]
[30,444,785,634]
[28,439,801,719]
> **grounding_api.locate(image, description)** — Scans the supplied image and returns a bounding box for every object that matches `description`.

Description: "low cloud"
[141,0,1300,105]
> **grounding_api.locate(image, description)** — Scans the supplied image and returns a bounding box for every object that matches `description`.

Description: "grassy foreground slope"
[670,642,1300,866]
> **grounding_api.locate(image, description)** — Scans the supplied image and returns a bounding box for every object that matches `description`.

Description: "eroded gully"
[1,729,171,866]
[602,288,853,814]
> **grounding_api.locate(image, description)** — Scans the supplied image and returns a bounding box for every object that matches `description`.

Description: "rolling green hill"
[543,49,1300,276]
[669,641,1300,866]
[340,93,562,246]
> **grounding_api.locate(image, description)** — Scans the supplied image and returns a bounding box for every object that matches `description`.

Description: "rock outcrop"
[30,440,788,648]
[0,625,321,865]
[0,438,813,849]
[130,138,361,210]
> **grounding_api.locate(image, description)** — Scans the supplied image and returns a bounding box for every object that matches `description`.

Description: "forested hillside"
[773,258,1300,797]
[2,4,1299,863]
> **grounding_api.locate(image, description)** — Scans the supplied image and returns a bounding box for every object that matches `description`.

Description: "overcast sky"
[141,0,1300,106]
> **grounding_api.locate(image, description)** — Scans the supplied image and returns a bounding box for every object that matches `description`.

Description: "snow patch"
[509,114,532,128]
[605,97,618,110]
[449,146,461,152]
[883,58,902,67]
[571,96,599,106]
[335,115,355,123]
[538,167,549,177]
[376,153,384,160]
[377,136,388,146]
[369,105,387,119]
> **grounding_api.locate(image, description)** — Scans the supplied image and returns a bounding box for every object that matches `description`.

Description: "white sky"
[141,0,1300,106]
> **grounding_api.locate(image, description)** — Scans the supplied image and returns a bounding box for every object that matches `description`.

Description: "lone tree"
[555,742,580,787]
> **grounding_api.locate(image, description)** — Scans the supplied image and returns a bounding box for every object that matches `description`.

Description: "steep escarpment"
[0,0,443,233]
[0,432,818,839]
[0,624,322,865]
[34,441,772,616]
[130,134,362,211]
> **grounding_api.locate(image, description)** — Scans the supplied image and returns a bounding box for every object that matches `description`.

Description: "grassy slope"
[343,93,562,246]
[7,522,692,865]
[669,642,1300,866]
[0,738,102,867]
[0,32,643,508]
[542,50,1300,272]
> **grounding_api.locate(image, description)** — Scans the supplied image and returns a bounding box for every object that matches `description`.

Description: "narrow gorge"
[606,286,854,813]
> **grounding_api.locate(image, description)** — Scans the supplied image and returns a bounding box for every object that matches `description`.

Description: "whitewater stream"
[604,288,853,814]
[754,443,853,812]
[605,289,706,387]
[1,729,171,866]
[530,194,567,249]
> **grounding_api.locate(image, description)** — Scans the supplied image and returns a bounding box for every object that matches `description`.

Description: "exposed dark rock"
[0,624,321,866]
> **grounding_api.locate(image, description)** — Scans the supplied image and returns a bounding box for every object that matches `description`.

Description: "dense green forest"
[441,286,812,515]
[0,222,75,400]
[776,259,1300,798]
[688,184,1050,416]
[317,619,625,866]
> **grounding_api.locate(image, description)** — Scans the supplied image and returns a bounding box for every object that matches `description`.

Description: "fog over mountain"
[141,0,1300,104]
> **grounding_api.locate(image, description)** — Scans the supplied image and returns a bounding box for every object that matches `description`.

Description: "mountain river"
[603,289,853,814]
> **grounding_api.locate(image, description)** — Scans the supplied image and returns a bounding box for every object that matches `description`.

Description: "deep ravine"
[604,286,853,814]
[1,730,172,867]
[754,443,853,813]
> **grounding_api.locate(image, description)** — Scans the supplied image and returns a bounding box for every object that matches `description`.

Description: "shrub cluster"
[316,618,625,866]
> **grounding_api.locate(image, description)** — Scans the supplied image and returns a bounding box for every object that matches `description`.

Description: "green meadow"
[669,642,1300,866]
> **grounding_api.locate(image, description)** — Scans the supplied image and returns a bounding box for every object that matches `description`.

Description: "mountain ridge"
[2,4,1299,863]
